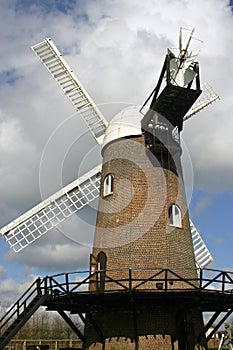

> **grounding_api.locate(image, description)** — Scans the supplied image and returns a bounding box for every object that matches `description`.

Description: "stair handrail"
[0,277,46,333]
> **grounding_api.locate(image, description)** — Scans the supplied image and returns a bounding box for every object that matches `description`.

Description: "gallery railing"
[44,267,233,295]
[1,267,233,338]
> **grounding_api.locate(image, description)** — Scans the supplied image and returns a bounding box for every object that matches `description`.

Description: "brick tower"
[85,45,207,349]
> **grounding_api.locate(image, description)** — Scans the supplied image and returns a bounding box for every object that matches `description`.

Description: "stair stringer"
[0,294,48,349]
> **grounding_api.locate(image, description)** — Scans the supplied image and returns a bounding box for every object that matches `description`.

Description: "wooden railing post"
[37,278,42,296]
[44,276,48,295]
[199,269,203,290]
[222,272,226,293]
[165,269,168,291]
[129,268,132,292]
[49,276,52,292]
[65,273,69,293]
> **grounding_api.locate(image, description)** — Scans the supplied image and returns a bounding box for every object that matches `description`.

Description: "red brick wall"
[92,135,197,283]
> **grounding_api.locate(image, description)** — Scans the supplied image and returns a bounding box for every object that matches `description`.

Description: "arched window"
[97,251,107,292]
[168,204,182,228]
[103,174,114,197]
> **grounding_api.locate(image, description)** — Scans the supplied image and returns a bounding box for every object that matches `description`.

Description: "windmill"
[1,29,216,270]
[0,28,220,350]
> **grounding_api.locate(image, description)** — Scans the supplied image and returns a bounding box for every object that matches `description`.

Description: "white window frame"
[169,204,182,228]
[103,174,114,197]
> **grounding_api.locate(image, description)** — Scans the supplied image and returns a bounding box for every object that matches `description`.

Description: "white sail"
[184,83,220,120]
[190,219,213,269]
[1,166,101,252]
[32,38,108,144]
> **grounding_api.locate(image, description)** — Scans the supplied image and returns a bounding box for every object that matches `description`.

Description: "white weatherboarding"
[1,29,216,269]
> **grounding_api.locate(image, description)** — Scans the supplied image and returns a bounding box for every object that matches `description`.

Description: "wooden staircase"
[0,278,48,349]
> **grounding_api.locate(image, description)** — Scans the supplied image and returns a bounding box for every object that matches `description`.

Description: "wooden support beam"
[206,309,233,342]
[198,310,221,342]
[58,309,85,343]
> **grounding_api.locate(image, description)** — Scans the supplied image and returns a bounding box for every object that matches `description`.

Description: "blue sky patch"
[190,189,233,270]
[0,69,21,86]
[15,0,77,15]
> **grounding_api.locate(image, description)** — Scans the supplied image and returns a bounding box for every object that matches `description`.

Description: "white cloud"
[0,265,7,279]
[0,272,37,309]
[5,227,92,273]
[193,196,211,218]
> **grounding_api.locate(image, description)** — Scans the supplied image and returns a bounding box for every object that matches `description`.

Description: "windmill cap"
[102,105,143,150]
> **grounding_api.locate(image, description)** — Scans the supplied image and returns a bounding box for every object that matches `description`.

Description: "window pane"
[168,204,182,228]
[168,206,173,225]
[103,174,114,197]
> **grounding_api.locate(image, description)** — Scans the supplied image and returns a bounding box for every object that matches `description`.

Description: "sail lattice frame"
[31,38,108,144]
[190,219,213,269]
[1,166,101,252]
[184,83,220,120]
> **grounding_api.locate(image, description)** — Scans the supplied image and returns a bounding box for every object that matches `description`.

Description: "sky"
[0,0,233,311]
